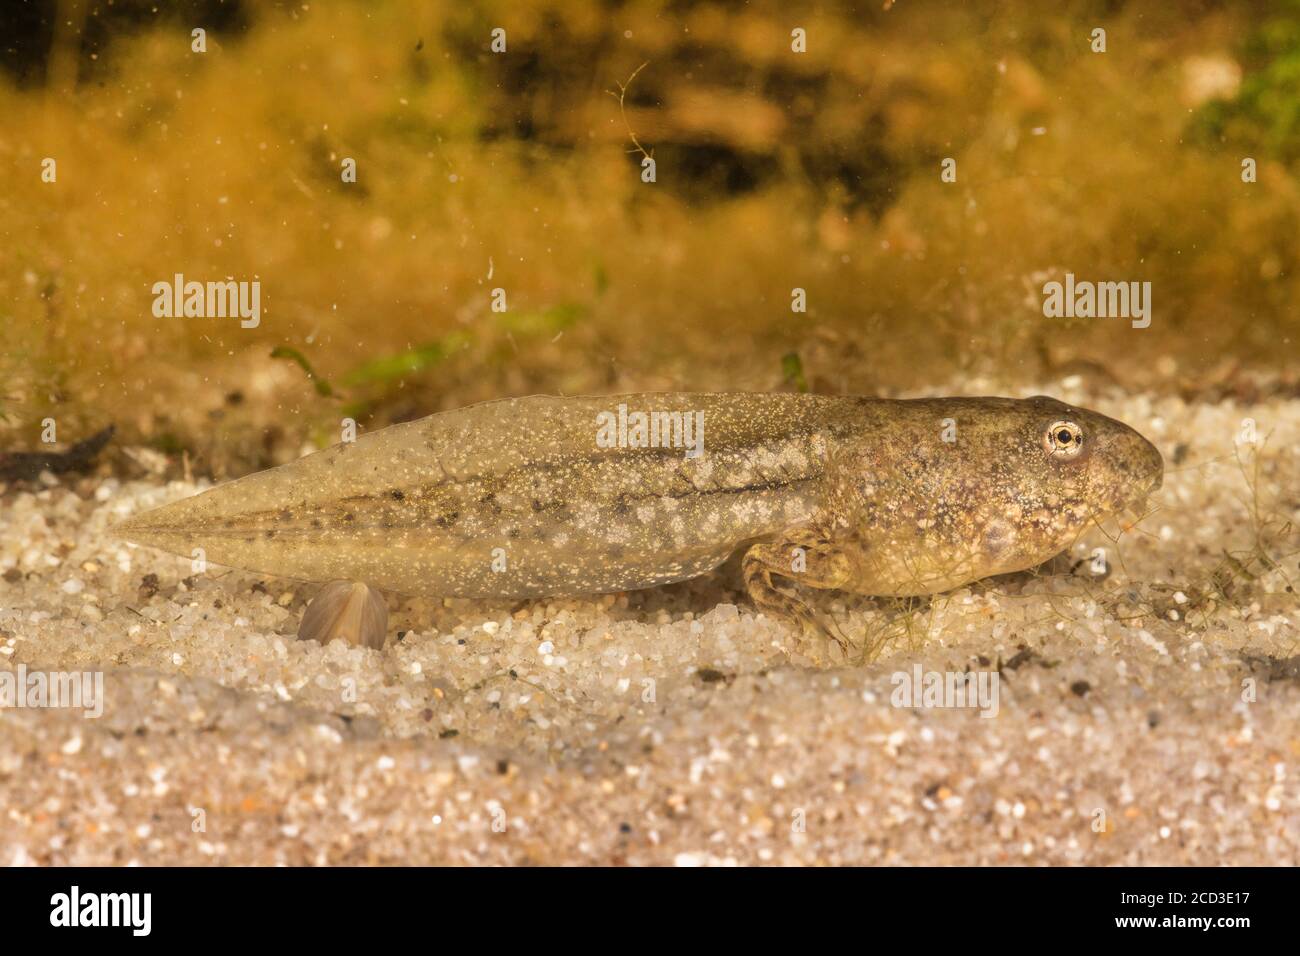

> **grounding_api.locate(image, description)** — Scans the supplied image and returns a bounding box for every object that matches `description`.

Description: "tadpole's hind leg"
[741,529,856,654]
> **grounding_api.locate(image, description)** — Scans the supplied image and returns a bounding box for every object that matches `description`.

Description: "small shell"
[298,581,388,650]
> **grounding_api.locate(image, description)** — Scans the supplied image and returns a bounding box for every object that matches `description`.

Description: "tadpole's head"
[962,395,1164,572]
[855,394,1165,595]
[1019,394,1163,514]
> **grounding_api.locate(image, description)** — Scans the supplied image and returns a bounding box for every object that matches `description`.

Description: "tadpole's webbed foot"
[741,532,856,657]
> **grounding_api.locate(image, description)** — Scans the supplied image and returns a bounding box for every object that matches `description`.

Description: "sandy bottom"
[2,385,1298,865]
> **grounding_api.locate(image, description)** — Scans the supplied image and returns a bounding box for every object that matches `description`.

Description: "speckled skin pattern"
[114,393,1163,624]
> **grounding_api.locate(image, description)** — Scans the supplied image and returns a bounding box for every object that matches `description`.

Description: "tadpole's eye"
[1044,420,1084,459]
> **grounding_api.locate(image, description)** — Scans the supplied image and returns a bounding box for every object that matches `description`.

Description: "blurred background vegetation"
[0,0,1297,475]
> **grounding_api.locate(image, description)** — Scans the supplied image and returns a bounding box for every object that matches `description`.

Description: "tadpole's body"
[115,393,1163,646]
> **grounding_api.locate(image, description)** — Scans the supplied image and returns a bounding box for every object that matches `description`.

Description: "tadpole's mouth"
[1119,474,1161,520]
[1112,483,1163,532]
[1123,497,1151,521]
[1105,474,1162,529]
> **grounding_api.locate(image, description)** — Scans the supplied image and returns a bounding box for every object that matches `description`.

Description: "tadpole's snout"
[1147,445,1164,492]
[1105,421,1164,504]
[1135,431,1164,493]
